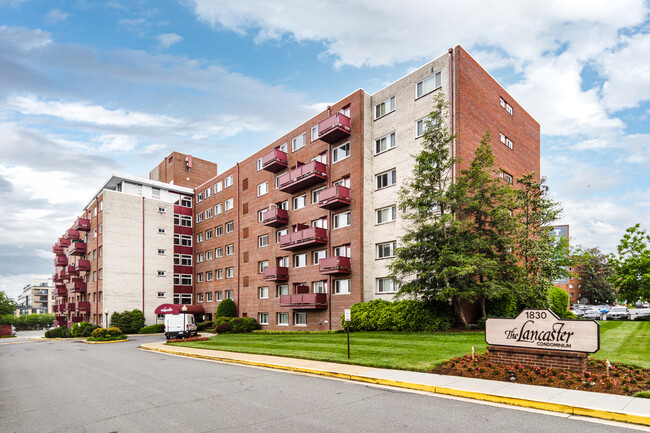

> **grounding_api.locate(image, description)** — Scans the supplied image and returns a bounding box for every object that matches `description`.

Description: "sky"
[1,0,649,300]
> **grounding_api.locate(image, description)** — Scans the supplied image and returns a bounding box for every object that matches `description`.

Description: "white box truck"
[164,314,197,340]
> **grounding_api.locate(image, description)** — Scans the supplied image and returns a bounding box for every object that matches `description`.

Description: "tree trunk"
[481,295,487,319]
[453,298,468,327]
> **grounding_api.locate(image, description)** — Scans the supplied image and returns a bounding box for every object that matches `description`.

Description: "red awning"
[154,303,205,315]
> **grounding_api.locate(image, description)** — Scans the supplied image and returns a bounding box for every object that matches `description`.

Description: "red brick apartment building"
[52,46,540,330]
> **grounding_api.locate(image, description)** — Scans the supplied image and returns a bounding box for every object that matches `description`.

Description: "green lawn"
[175,321,650,371]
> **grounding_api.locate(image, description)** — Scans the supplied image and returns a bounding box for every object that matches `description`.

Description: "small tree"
[0,291,16,316]
[611,224,650,303]
[549,287,569,317]
[110,309,145,334]
[216,298,237,319]
[572,247,616,304]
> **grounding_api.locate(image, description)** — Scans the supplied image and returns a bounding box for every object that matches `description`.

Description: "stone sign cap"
[485,309,600,354]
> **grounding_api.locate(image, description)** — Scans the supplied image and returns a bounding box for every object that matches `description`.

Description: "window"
[224,198,234,211]
[204,187,212,199]
[292,133,306,152]
[257,157,263,171]
[180,196,192,207]
[197,233,204,243]
[258,286,269,299]
[205,229,213,240]
[93,228,97,238]
[215,247,223,258]
[180,215,192,227]
[98,201,103,212]
[215,290,223,300]
[293,254,307,268]
[377,241,396,259]
[312,186,326,203]
[257,208,268,223]
[157,206,166,213]
[277,256,289,267]
[257,182,268,197]
[332,142,350,163]
[174,234,192,246]
[205,208,212,219]
[216,269,223,280]
[500,97,513,115]
[500,170,513,184]
[258,234,269,248]
[258,313,269,325]
[377,277,396,293]
[181,274,192,285]
[278,142,288,153]
[500,133,514,149]
[197,273,204,283]
[157,249,166,255]
[312,217,327,229]
[376,169,396,189]
[214,203,223,215]
[196,212,204,223]
[416,119,428,138]
[333,211,351,229]
[311,125,319,142]
[277,284,289,297]
[197,293,204,302]
[224,175,233,188]
[312,151,327,165]
[334,244,351,258]
[158,228,166,234]
[294,312,307,326]
[215,225,223,236]
[214,181,222,194]
[206,292,213,302]
[276,228,288,243]
[258,260,269,273]
[93,206,97,217]
[226,267,234,279]
[375,132,396,154]
[98,246,102,257]
[226,244,234,255]
[206,250,213,260]
[157,292,165,298]
[416,72,442,98]
[376,205,397,224]
[206,270,213,281]
[225,221,234,233]
[196,192,203,204]
[293,194,307,210]
[375,96,395,119]
[334,279,351,294]
[225,289,234,299]
[312,250,327,265]
[277,312,289,325]
[278,200,289,210]
[334,177,350,188]
[197,253,204,263]
[313,281,327,294]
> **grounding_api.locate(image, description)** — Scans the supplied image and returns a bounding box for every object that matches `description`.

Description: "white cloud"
[156,32,182,49]
[46,9,69,24]
[0,25,51,50]
[97,134,137,153]
[143,143,166,154]
[0,273,52,301]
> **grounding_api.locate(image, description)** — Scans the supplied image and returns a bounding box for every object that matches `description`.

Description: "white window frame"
[214,181,223,194]
[224,175,233,188]
[225,267,234,279]
[225,221,234,233]
[377,277,397,293]
[375,96,395,119]
[293,253,307,268]
[214,203,223,215]
[258,234,270,248]
[277,284,289,297]
[258,260,269,273]
[258,286,269,299]
[258,313,269,325]
[311,125,319,142]
[332,142,350,163]
[334,279,351,295]
[215,247,223,258]
[277,312,289,326]
[376,205,397,224]
[293,194,307,210]
[415,71,442,98]
[312,250,327,265]
[377,241,396,259]
[224,198,234,211]
[294,312,307,326]
[257,157,263,171]
[375,132,396,155]
[257,182,268,197]
[225,244,234,256]
[292,133,306,152]
[333,211,351,229]
[375,169,396,190]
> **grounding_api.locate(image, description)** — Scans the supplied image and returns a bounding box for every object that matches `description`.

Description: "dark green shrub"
[549,287,569,318]
[563,311,578,319]
[89,327,126,341]
[231,317,261,333]
[197,321,214,332]
[71,321,99,337]
[91,327,107,338]
[139,324,164,334]
[216,316,234,326]
[340,299,453,332]
[110,309,145,334]
[216,299,237,319]
[216,322,233,333]
[44,326,72,338]
[486,292,518,318]
[635,315,650,321]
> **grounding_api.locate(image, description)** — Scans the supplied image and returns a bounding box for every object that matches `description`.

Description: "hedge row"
[214,317,260,334]
[340,299,454,332]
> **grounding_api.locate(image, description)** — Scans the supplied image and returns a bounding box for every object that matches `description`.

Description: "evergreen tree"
[573,247,616,304]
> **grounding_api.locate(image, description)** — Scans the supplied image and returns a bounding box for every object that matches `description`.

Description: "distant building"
[552,225,584,305]
[16,278,54,315]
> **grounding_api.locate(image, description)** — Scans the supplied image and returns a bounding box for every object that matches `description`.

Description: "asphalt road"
[0,334,645,433]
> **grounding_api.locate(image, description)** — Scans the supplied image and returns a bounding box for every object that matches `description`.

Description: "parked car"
[635,308,650,318]
[606,306,630,320]
[583,308,602,320]
[163,314,197,340]
[643,302,650,308]
[596,305,611,314]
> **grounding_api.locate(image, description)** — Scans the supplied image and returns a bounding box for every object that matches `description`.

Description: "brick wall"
[150,151,218,189]
[488,345,588,373]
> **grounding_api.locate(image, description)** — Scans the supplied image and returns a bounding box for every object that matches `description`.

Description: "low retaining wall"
[0,325,13,336]
[488,345,588,372]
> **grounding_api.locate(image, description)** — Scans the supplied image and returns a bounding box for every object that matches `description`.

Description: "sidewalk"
[139,341,650,427]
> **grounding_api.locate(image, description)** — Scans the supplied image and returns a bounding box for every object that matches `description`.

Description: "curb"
[83,339,129,344]
[140,345,650,427]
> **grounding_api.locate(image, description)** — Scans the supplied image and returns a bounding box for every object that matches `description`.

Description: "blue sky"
[1,0,649,299]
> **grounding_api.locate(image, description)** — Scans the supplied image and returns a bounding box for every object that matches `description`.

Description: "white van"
[163,314,197,340]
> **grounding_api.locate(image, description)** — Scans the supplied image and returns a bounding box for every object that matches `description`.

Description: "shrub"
[634,315,650,321]
[216,299,237,319]
[486,292,518,318]
[139,324,164,334]
[563,311,578,319]
[197,321,214,332]
[231,317,261,333]
[110,309,145,334]
[549,287,569,318]
[88,327,126,341]
[216,316,234,326]
[340,299,454,332]
[216,322,233,333]
[71,321,100,337]
[44,326,72,338]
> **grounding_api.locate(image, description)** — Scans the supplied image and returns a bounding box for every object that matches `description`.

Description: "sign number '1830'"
[525,311,547,320]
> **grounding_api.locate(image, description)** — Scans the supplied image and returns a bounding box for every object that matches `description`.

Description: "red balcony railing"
[54,318,67,327]
[74,260,91,272]
[262,266,289,282]
[318,112,351,144]
[54,255,68,267]
[67,242,87,256]
[280,293,328,309]
[70,316,83,323]
[75,217,91,231]
[56,237,70,248]
[67,265,79,277]
[52,305,59,313]
[52,273,62,283]
[262,208,289,227]
[68,303,76,312]
[278,161,327,193]
[261,148,289,173]
[52,244,64,255]
[279,227,327,250]
[67,279,87,293]
[77,302,91,311]
[319,256,352,275]
[319,185,351,210]
[65,229,80,240]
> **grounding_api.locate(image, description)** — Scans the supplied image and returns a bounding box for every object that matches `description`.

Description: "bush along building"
[52,46,539,330]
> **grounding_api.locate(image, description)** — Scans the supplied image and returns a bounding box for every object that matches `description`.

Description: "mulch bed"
[431,353,650,396]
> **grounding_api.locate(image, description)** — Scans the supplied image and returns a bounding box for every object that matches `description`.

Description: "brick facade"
[488,345,588,373]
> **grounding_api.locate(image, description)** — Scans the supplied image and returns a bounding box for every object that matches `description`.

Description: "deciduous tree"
[611,224,650,303]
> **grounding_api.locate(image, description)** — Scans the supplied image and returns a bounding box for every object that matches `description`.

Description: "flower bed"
[432,353,650,396]
[166,336,210,344]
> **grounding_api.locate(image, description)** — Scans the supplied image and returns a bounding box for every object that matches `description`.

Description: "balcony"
[52,244,64,255]
[319,256,352,275]
[173,205,192,216]
[65,229,81,240]
[68,303,76,312]
[261,148,289,173]
[67,265,79,277]
[279,227,327,251]
[58,303,66,312]
[56,237,70,248]
[67,279,87,293]
[280,293,328,309]
[318,185,351,210]
[70,316,83,323]
[75,217,91,231]
[263,266,289,282]
[262,208,289,227]
[52,273,62,283]
[278,161,327,193]
[318,112,351,144]
[54,318,67,327]
[67,242,87,256]
[77,302,91,312]
[74,260,91,272]
[54,255,68,267]
[52,305,59,313]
